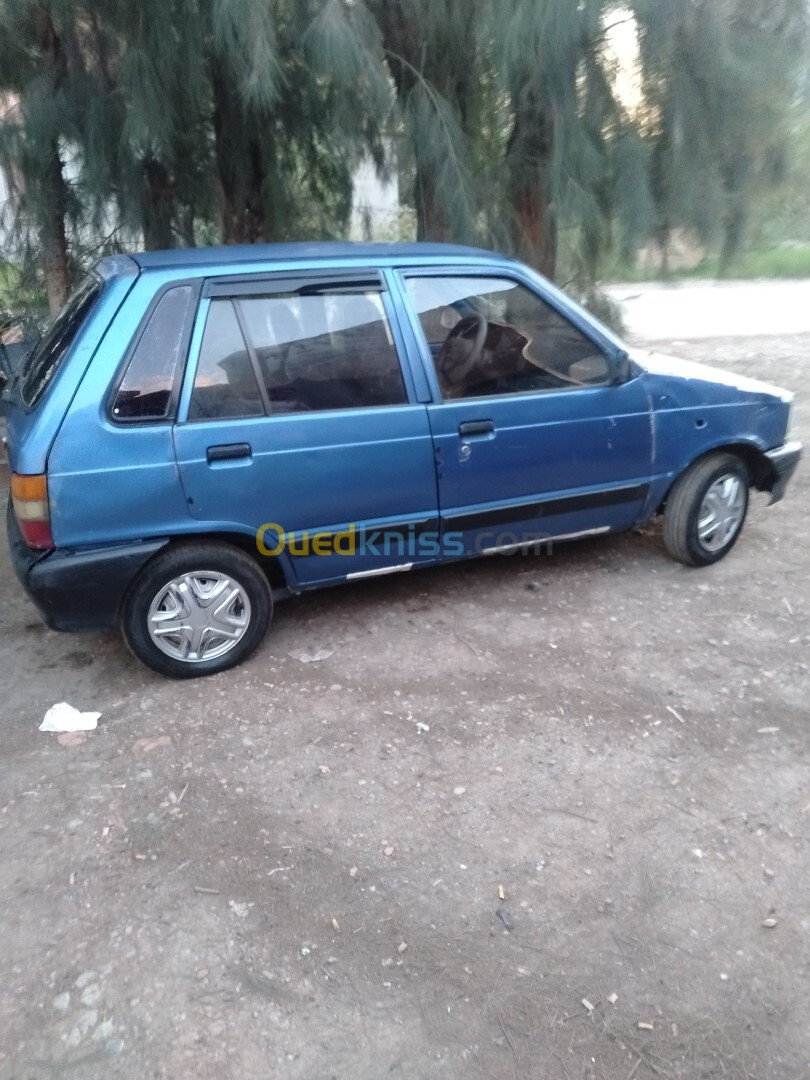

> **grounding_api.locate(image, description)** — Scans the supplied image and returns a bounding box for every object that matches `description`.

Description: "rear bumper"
[7,501,168,631]
[765,440,802,504]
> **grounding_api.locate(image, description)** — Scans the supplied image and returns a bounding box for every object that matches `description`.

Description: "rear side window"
[242,291,406,413]
[19,274,101,408]
[112,285,196,421]
[188,286,407,420]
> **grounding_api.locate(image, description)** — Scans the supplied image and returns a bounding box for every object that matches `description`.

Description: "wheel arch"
[129,530,293,600]
[120,535,276,677]
[658,442,775,513]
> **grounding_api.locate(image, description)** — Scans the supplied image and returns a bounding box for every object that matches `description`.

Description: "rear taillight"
[11,473,54,550]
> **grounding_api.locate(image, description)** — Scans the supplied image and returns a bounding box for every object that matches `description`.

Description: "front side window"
[405,276,610,400]
[112,285,195,421]
[188,286,407,420]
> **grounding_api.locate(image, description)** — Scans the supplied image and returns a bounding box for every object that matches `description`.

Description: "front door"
[173,272,438,587]
[397,272,653,556]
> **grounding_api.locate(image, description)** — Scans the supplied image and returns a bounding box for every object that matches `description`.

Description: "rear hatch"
[1,314,41,465]
[2,273,106,476]
[2,257,139,547]
[3,257,141,469]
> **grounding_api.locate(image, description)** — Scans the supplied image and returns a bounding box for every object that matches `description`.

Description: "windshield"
[18,273,102,408]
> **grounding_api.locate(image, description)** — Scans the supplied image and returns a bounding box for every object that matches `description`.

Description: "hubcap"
[697,474,746,552]
[147,571,251,663]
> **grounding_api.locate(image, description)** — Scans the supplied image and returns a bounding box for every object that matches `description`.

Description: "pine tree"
[369,0,481,243]
[0,0,806,301]
[0,0,84,312]
[632,0,808,273]
[372,0,650,279]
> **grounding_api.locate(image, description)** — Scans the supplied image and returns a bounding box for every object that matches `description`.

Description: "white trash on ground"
[40,702,101,733]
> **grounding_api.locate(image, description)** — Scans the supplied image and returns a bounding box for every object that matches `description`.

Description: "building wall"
[349,152,403,242]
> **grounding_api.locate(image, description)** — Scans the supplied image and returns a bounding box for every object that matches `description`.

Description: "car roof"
[120,241,508,272]
[89,241,623,354]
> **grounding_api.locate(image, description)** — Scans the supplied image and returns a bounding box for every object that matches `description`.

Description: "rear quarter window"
[19,274,102,408]
[111,284,197,421]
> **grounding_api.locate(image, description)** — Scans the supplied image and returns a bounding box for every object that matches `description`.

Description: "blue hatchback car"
[2,243,801,677]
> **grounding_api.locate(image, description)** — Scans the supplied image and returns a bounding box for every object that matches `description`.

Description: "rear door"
[395,270,653,555]
[172,271,439,587]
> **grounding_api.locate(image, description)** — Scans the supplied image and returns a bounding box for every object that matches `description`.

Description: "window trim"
[231,298,272,415]
[184,297,266,424]
[203,270,385,300]
[397,265,622,355]
[106,278,202,425]
[396,267,616,404]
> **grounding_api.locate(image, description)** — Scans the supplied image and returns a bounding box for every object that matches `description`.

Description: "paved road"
[605,279,810,340]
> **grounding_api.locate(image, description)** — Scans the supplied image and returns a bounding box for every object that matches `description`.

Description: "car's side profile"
[3,243,801,677]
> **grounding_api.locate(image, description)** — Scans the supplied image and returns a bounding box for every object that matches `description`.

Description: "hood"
[633,349,793,405]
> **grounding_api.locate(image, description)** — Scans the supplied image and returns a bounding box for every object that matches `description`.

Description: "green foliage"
[0,256,47,314]
[0,0,806,310]
[631,0,808,272]
[211,0,283,110]
[603,244,810,281]
[721,247,810,278]
[369,0,486,243]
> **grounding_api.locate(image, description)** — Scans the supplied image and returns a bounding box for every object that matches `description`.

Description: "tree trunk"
[34,5,71,314]
[718,157,750,277]
[41,140,71,316]
[512,184,557,279]
[415,162,452,242]
[507,97,556,278]
[141,158,175,250]
[372,0,466,244]
[212,69,266,245]
[657,225,671,277]
[718,204,745,277]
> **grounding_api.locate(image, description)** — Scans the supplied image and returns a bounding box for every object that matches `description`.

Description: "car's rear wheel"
[122,542,272,678]
[663,452,750,566]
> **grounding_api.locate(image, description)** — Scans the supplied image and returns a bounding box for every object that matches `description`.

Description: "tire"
[121,542,273,678]
[663,453,750,567]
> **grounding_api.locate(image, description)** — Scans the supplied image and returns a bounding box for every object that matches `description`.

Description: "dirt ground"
[1,335,808,1080]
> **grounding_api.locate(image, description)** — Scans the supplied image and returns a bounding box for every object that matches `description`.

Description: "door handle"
[458,420,494,437]
[206,442,252,463]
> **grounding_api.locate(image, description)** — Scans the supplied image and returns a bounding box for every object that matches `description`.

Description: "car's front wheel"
[663,452,750,566]
[122,542,273,678]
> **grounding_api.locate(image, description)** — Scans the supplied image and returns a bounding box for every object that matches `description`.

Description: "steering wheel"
[438,313,488,388]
